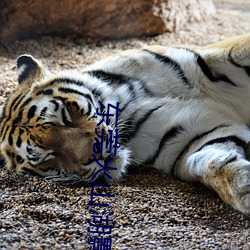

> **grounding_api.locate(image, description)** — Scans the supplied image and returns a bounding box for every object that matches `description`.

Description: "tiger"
[1,33,250,214]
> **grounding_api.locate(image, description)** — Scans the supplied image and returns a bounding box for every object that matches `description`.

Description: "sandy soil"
[0,0,250,249]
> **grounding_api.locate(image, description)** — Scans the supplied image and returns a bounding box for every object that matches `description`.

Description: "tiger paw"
[206,157,250,214]
[210,151,238,170]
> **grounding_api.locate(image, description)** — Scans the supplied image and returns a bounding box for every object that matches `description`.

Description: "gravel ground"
[0,1,250,249]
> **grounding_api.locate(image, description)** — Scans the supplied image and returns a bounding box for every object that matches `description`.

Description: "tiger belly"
[120,97,246,173]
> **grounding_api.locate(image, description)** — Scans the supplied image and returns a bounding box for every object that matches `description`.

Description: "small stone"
[58,232,65,237]
[36,237,43,243]
[65,234,74,239]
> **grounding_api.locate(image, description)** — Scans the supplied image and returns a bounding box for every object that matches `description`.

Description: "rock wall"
[0,0,215,44]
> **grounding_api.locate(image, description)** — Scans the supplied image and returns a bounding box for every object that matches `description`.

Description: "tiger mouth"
[84,152,104,165]
[84,153,114,166]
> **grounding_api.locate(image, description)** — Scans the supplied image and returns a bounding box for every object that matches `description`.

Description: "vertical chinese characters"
[87,101,120,250]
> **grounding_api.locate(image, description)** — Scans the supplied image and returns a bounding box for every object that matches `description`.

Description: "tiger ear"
[17,55,44,86]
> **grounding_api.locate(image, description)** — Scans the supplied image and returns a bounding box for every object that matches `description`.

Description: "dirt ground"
[0,0,250,249]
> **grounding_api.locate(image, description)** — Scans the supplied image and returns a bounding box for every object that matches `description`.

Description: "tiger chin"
[1,33,250,215]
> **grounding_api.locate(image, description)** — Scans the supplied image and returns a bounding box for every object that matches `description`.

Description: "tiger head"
[0,55,130,185]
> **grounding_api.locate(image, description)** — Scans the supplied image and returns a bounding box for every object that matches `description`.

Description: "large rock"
[0,0,215,44]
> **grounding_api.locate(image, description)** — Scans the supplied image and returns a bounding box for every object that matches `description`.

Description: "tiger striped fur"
[1,34,250,214]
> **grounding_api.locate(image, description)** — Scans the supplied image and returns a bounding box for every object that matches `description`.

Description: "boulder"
[0,0,215,44]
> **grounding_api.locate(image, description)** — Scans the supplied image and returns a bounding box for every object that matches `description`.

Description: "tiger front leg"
[204,152,250,214]
[176,146,250,214]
